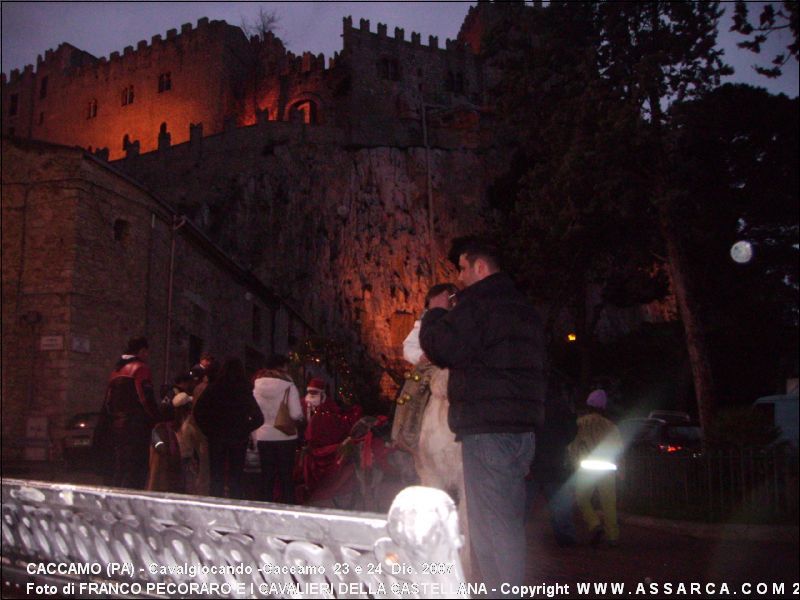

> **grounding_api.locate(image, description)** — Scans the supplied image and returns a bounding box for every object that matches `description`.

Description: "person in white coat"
[252,354,303,503]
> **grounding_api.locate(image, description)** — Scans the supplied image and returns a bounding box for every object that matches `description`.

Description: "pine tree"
[484,1,734,430]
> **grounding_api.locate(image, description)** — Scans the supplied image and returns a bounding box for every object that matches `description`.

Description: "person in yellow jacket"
[568,388,622,547]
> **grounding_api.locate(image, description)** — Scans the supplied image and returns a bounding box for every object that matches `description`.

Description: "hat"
[189,364,206,379]
[172,391,193,408]
[586,389,608,410]
[307,377,326,391]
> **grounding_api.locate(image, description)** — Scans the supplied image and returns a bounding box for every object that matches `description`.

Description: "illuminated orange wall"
[3,20,249,160]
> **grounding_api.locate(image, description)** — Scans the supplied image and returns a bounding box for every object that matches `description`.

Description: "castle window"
[444,71,466,94]
[289,100,317,125]
[121,85,134,106]
[158,72,171,93]
[123,134,130,150]
[113,219,130,242]
[378,58,400,82]
[9,94,18,116]
[87,99,97,119]
[446,72,466,94]
[40,76,48,99]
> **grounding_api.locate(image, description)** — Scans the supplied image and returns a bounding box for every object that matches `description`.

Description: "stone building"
[1,20,252,160]
[1,7,497,389]
[2,2,674,436]
[1,138,310,460]
[1,13,483,161]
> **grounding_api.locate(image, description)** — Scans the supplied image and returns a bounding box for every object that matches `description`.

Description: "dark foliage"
[731,1,800,78]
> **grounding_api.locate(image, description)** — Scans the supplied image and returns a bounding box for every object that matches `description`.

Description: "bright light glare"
[567,333,577,342]
[580,459,617,471]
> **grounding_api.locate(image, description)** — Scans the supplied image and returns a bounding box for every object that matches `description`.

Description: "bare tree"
[241,6,279,42]
[239,7,281,121]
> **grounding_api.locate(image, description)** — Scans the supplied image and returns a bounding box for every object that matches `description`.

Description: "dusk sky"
[1,1,797,97]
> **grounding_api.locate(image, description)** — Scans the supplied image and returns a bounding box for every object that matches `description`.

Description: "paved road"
[4,462,798,598]
[522,497,799,598]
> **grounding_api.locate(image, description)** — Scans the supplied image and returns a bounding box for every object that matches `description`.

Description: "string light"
[292,335,363,405]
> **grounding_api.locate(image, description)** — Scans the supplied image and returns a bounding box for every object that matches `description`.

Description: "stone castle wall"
[2,19,254,159]
[2,6,505,401]
[113,116,498,387]
[2,14,485,160]
[339,16,482,127]
[1,138,306,460]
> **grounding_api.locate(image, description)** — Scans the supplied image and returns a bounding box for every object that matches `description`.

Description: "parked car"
[62,412,101,467]
[619,417,703,455]
[752,393,799,451]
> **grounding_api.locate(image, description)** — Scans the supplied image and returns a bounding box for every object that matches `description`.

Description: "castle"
[2,13,485,160]
[2,4,672,459]
[1,5,507,458]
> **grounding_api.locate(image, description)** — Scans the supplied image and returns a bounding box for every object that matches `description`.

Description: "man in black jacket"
[420,237,545,595]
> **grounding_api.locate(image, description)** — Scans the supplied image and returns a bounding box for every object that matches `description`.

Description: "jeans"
[257,439,297,503]
[462,432,535,596]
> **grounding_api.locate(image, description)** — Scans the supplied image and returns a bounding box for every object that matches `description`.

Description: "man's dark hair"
[217,357,247,385]
[264,353,290,370]
[425,282,459,308]
[125,336,149,355]
[448,236,502,271]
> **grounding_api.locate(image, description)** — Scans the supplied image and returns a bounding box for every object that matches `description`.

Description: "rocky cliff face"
[116,122,494,393]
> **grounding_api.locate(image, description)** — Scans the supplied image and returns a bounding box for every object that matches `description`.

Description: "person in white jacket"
[402,283,459,366]
[392,283,458,453]
[252,354,303,503]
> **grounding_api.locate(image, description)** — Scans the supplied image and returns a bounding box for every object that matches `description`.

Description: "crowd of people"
[96,340,357,504]
[96,235,625,594]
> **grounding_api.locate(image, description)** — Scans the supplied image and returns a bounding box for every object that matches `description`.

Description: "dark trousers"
[257,439,297,504]
[525,475,577,545]
[462,432,535,597]
[207,437,248,499]
[110,420,150,490]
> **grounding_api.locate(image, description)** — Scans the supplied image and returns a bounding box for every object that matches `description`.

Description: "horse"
[412,368,470,578]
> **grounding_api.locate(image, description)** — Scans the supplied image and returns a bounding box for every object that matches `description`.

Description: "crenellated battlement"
[3,12,474,85]
[6,64,35,84]
[3,8,485,159]
[342,15,470,55]
[88,18,231,73]
[3,16,227,82]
